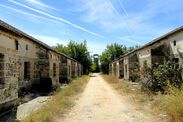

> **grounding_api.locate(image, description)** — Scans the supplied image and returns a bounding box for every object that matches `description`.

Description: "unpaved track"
[57,74,154,122]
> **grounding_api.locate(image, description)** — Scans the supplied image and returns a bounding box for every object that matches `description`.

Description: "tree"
[100,43,128,74]
[127,45,141,52]
[54,40,92,74]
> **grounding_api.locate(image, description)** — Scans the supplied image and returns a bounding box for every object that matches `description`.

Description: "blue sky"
[1,0,183,54]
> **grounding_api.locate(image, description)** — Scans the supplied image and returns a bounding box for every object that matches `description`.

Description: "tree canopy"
[54,40,92,74]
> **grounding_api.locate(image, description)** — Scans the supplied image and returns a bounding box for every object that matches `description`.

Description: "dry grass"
[22,76,89,122]
[102,75,153,102]
[102,75,167,121]
[153,86,183,122]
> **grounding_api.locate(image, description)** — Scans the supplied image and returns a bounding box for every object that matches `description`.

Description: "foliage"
[127,45,141,52]
[91,54,100,72]
[129,62,140,82]
[100,43,128,74]
[90,63,97,72]
[141,59,183,92]
[54,40,92,74]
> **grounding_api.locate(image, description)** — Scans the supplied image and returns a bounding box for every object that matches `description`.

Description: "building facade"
[0,20,83,112]
[110,26,183,81]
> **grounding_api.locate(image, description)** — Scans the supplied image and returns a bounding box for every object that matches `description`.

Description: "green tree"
[100,43,128,74]
[54,40,92,74]
[127,45,141,52]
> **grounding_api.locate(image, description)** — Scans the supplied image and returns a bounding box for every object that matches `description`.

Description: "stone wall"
[0,23,83,112]
[0,46,18,109]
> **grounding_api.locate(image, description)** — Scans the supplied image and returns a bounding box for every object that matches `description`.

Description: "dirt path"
[56,73,154,122]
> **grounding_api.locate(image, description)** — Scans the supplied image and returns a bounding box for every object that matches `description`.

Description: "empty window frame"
[173,40,176,46]
[125,64,128,75]
[53,63,56,77]
[26,44,29,50]
[0,54,4,87]
[15,40,19,50]
[24,62,30,79]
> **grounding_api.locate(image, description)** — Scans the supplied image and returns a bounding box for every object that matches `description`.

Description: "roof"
[111,26,183,63]
[0,20,80,64]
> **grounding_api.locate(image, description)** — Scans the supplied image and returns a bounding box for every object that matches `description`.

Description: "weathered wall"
[67,59,72,81]
[123,57,129,80]
[71,60,76,79]
[49,51,60,86]
[119,59,124,78]
[0,32,19,109]
[116,61,120,78]
[168,31,183,55]
[0,21,83,113]
[137,47,152,70]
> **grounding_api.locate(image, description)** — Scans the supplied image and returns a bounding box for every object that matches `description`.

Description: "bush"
[141,59,183,92]
[129,62,140,82]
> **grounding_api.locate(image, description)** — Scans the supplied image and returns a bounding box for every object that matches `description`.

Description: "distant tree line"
[53,41,140,74]
[100,43,140,74]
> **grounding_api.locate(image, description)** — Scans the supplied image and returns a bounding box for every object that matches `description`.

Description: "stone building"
[0,20,83,112]
[110,26,183,81]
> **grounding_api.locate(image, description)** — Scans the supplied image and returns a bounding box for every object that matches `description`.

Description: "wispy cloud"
[0,4,62,24]
[32,34,67,46]
[8,0,104,38]
[25,0,61,11]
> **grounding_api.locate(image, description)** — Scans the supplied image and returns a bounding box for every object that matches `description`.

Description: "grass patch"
[22,76,89,122]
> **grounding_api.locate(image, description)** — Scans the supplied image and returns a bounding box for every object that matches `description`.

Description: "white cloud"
[0,4,63,25]
[71,0,179,41]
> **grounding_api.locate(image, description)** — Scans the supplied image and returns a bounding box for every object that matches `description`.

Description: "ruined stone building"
[110,26,183,80]
[0,20,83,112]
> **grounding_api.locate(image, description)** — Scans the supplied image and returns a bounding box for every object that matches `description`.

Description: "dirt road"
[57,74,154,122]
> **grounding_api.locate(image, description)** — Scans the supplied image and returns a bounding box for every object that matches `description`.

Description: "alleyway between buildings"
[56,73,155,122]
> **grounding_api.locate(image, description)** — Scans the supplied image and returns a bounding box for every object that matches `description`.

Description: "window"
[26,44,28,50]
[0,54,4,87]
[24,62,30,79]
[125,64,128,74]
[173,58,179,63]
[173,40,176,46]
[53,63,56,77]
[15,40,19,50]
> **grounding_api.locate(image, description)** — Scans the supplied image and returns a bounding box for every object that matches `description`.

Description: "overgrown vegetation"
[129,62,140,82]
[100,43,128,74]
[100,43,140,74]
[54,41,92,74]
[22,76,89,122]
[141,58,182,92]
[154,85,183,122]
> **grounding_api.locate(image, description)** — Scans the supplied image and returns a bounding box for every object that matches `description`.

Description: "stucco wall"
[123,57,129,80]
[116,61,120,78]
[137,47,152,70]
[49,51,60,86]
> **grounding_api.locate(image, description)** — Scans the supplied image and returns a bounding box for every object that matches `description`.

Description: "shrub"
[141,59,183,92]
[129,62,140,82]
